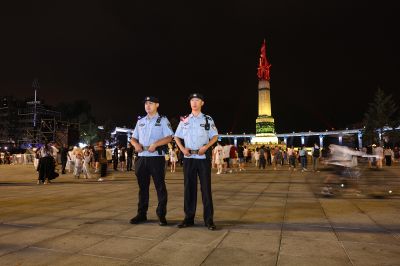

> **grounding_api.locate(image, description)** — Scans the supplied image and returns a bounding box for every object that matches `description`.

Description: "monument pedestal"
[251,115,278,144]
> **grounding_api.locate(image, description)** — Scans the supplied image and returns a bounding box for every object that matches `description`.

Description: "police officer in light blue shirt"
[174,93,219,230]
[129,96,174,226]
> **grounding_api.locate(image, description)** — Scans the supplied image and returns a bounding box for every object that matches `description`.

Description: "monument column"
[251,39,278,144]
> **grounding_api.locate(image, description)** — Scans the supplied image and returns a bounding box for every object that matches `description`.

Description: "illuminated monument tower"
[251,39,278,144]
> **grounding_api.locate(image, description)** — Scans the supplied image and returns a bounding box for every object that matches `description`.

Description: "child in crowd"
[74,153,83,178]
[83,149,91,179]
[169,147,177,172]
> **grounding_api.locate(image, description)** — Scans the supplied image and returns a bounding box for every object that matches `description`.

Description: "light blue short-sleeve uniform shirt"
[132,113,174,157]
[174,112,218,159]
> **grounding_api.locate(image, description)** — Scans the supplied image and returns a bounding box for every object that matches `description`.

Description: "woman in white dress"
[169,147,177,172]
[254,148,260,167]
[214,143,224,174]
[74,153,83,178]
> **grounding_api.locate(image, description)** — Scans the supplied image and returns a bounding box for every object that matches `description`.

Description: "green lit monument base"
[251,115,278,144]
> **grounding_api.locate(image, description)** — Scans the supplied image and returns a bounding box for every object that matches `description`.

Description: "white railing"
[0,153,36,164]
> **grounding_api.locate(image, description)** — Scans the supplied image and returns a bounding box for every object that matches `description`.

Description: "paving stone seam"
[275,172,292,266]
[332,239,400,246]
[131,258,167,266]
[6,216,65,228]
[160,235,228,248]
[283,223,331,229]
[30,230,112,252]
[199,230,229,265]
[79,252,130,261]
[116,233,172,241]
[1,222,33,229]
[236,177,275,221]
[0,244,27,257]
[28,245,75,254]
[310,176,356,266]
[328,225,385,231]
[127,231,183,264]
[348,199,400,244]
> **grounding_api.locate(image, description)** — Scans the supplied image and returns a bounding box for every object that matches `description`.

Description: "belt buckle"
[190,150,199,155]
[142,146,149,151]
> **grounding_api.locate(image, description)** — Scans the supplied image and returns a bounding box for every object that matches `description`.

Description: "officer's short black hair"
[143,96,159,103]
[188,93,204,101]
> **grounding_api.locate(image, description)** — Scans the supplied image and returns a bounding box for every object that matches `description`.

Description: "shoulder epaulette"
[156,115,166,124]
[180,114,189,121]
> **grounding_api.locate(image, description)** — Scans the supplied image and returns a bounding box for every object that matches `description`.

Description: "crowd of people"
[28,141,137,184]
[211,143,326,173]
[1,142,399,178]
[210,142,400,173]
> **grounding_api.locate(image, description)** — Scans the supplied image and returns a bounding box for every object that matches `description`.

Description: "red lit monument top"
[257,39,271,81]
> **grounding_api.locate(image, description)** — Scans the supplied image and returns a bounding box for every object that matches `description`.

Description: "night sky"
[1,1,399,134]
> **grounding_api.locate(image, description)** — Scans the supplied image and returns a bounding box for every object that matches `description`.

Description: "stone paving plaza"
[0,163,399,266]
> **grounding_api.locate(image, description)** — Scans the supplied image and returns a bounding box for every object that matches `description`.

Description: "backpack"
[313,147,320,157]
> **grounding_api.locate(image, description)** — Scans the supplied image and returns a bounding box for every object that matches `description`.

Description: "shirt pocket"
[152,125,163,138]
[198,128,209,140]
[181,126,189,137]
[138,125,146,135]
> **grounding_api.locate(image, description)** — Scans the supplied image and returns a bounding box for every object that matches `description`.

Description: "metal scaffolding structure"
[18,118,80,147]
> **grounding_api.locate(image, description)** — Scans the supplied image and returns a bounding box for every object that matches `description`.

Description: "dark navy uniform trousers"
[183,158,214,224]
[134,156,168,218]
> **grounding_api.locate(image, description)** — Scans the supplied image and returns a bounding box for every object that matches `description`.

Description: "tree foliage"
[363,88,399,145]
[57,100,97,145]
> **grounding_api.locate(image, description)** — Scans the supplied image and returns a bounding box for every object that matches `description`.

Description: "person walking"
[312,143,321,171]
[299,145,308,171]
[259,145,266,169]
[384,147,394,166]
[126,143,134,171]
[97,141,108,181]
[83,148,91,179]
[119,145,126,171]
[113,146,119,171]
[287,145,296,170]
[60,144,70,174]
[254,148,260,167]
[38,143,58,184]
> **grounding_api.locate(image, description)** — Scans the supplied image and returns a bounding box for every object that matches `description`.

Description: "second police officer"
[130,96,174,226]
[174,93,219,230]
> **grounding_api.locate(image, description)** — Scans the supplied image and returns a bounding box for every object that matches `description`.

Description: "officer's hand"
[183,148,191,157]
[135,144,143,153]
[148,144,157,153]
[198,146,208,155]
